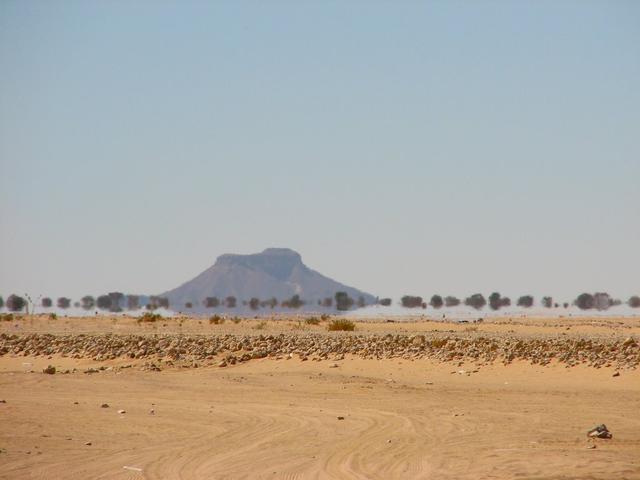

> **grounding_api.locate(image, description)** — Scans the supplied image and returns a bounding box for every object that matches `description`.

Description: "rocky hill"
[160,248,376,313]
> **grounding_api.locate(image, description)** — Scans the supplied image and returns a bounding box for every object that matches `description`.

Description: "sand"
[1,315,639,479]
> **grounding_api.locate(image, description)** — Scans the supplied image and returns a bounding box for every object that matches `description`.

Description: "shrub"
[49,313,57,320]
[1,313,14,321]
[305,317,320,325]
[138,312,161,323]
[231,317,241,324]
[327,319,355,331]
[209,315,224,325]
[320,314,330,321]
[252,321,267,330]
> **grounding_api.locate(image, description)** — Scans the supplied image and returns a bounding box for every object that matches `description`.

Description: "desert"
[1,314,639,479]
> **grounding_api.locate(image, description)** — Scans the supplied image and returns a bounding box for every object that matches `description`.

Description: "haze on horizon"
[1,1,638,303]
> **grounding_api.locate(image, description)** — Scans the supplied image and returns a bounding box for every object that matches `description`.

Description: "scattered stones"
[587,424,612,439]
[42,365,56,375]
[0,331,637,370]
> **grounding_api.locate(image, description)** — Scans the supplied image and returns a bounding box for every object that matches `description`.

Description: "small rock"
[612,372,620,377]
[149,409,155,415]
[84,441,92,446]
[337,416,345,420]
[218,360,227,368]
[329,363,339,368]
[42,365,56,375]
[587,444,597,449]
[101,403,109,408]
[587,424,612,439]
[117,409,126,414]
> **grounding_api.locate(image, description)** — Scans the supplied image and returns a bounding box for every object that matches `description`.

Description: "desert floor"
[1,315,639,479]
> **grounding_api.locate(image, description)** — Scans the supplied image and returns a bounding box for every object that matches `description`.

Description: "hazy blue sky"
[1,0,638,303]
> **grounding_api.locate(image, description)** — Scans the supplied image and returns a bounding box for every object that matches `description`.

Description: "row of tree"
[398,293,640,311]
[2,292,639,313]
[0,291,364,313]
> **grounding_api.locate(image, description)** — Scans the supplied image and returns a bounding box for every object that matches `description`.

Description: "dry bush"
[231,317,241,324]
[327,319,355,331]
[209,315,224,325]
[252,321,267,330]
[305,317,320,325]
[138,312,161,323]
[430,338,448,348]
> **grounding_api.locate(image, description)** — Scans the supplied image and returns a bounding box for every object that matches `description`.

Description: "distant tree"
[322,297,333,308]
[335,291,354,311]
[225,296,237,308]
[378,298,392,307]
[41,297,53,308]
[430,295,444,309]
[563,302,569,309]
[575,293,594,310]
[464,294,486,310]
[488,292,503,311]
[445,296,460,307]
[127,295,139,310]
[554,303,559,308]
[249,297,260,310]
[267,297,277,309]
[204,297,220,308]
[542,296,553,308]
[96,295,111,310]
[517,295,534,308]
[629,296,640,308]
[0,296,3,309]
[183,302,192,309]
[57,297,71,309]
[357,296,366,308]
[593,292,611,310]
[81,296,95,310]
[401,296,423,308]
[158,297,169,309]
[108,292,124,312]
[6,294,26,312]
[283,294,303,309]
[501,297,511,307]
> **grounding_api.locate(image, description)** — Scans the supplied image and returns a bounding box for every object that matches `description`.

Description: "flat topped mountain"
[161,248,375,312]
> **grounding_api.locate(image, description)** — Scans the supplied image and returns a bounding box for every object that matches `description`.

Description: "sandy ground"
[1,316,639,479]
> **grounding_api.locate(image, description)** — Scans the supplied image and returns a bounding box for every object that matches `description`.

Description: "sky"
[1,0,639,304]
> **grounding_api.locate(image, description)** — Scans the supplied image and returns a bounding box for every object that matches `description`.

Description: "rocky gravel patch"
[0,332,637,370]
